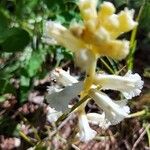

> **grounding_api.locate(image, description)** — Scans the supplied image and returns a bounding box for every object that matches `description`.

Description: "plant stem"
[19,131,34,146]
[128,110,146,118]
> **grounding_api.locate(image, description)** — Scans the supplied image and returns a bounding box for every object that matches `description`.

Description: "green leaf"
[0,79,15,95]
[16,0,40,18]
[0,28,30,52]
[0,10,9,32]
[139,2,150,32]
[0,96,6,103]
[44,0,65,10]
[0,62,20,78]
[19,86,29,103]
[20,75,30,87]
[114,0,127,8]
[26,51,44,77]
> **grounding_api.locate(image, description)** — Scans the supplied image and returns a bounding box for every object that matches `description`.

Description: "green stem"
[100,58,115,74]
[19,131,34,146]
[128,110,146,118]
[127,0,145,70]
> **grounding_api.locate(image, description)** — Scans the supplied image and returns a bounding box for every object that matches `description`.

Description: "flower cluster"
[45,0,143,142]
[47,68,143,141]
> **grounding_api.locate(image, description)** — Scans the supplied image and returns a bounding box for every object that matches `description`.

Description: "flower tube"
[78,111,97,142]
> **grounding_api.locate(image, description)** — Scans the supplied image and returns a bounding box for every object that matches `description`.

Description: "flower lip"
[89,88,130,125]
[78,112,97,142]
[94,70,144,99]
[87,112,111,129]
[51,68,78,86]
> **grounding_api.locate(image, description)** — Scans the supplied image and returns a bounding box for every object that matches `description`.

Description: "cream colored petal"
[78,0,98,31]
[118,8,138,32]
[97,1,115,27]
[95,40,129,60]
[78,111,97,142]
[89,89,130,125]
[45,21,85,52]
[94,71,144,99]
[51,68,78,86]
[87,112,111,129]
[74,48,96,71]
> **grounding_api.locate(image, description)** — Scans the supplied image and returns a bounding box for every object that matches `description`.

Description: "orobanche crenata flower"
[47,68,143,142]
[45,0,143,142]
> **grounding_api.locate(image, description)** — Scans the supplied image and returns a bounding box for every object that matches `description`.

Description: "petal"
[78,112,97,142]
[89,89,130,125]
[78,0,98,31]
[94,71,144,99]
[87,112,111,129]
[51,68,78,86]
[118,8,138,32]
[45,21,85,52]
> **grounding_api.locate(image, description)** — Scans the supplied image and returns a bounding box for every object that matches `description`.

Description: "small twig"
[116,65,126,75]
[58,113,76,130]
[48,113,76,139]
[72,144,80,150]
[145,124,150,147]
[132,124,150,150]
[19,113,41,141]
[56,95,89,124]
[100,58,115,74]
[124,140,131,150]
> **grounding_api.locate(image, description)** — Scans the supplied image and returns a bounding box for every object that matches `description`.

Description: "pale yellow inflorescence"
[45,0,139,142]
[46,1,137,62]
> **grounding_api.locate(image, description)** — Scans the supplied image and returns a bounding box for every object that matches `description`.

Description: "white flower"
[14,138,21,147]
[47,68,83,111]
[94,70,144,99]
[78,112,97,142]
[51,68,78,86]
[45,21,85,52]
[89,88,130,125]
[46,106,62,123]
[87,112,111,129]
